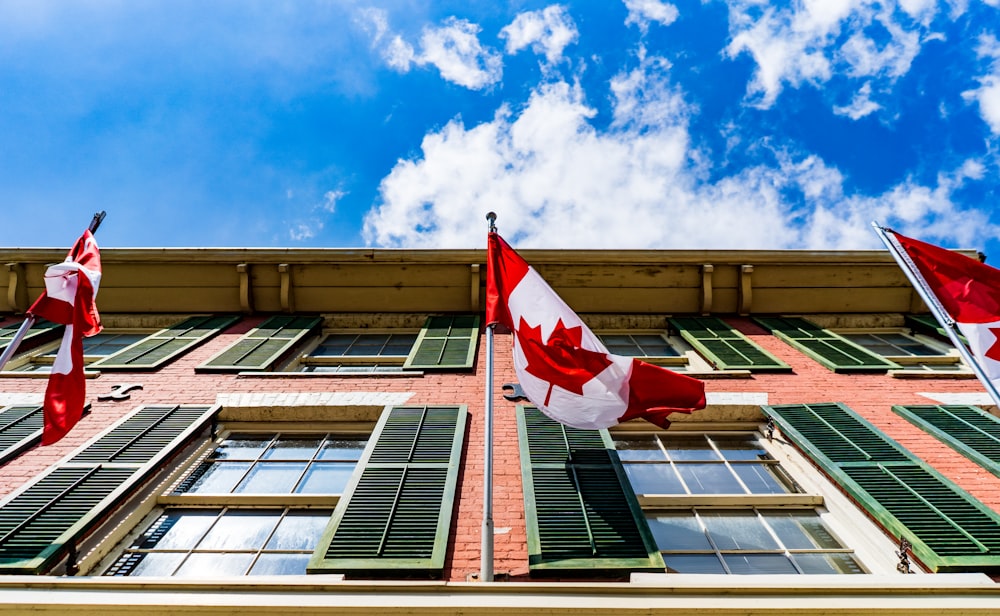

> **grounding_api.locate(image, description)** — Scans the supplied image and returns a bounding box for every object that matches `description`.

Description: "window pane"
[262,437,323,460]
[175,553,254,577]
[711,436,769,461]
[295,462,355,494]
[647,513,713,550]
[215,436,271,460]
[633,334,678,356]
[185,462,250,494]
[664,438,719,461]
[732,464,789,494]
[677,464,744,494]
[623,463,685,494]
[701,512,779,550]
[199,511,278,550]
[134,511,217,549]
[266,512,332,550]
[764,512,843,549]
[723,553,797,575]
[663,553,726,574]
[126,552,186,576]
[235,462,307,493]
[614,436,666,461]
[249,554,312,576]
[794,553,865,574]
[318,438,368,460]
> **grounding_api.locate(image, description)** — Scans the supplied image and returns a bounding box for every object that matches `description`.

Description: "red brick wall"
[0,315,996,580]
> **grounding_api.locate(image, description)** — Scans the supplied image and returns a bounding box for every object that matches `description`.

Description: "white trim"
[0,393,44,405]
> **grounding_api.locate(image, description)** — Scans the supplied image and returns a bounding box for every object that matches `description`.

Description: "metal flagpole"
[481,212,496,582]
[0,211,106,373]
[872,221,1000,410]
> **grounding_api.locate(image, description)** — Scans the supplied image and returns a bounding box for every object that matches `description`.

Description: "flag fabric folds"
[28,230,102,444]
[486,232,706,430]
[888,229,1000,391]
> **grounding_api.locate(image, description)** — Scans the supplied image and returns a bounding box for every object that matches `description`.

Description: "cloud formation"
[623,0,680,31]
[724,0,932,109]
[963,34,1000,134]
[500,5,578,64]
[363,52,995,250]
[359,9,502,90]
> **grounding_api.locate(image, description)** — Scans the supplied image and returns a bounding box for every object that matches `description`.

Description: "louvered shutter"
[517,406,663,574]
[0,405,44,465]
[670,316,790,371]
[905,314,967,345]
[90,315,240,370]
[754,317,899,372]
[765,402,1000,572]
[308,405,466,576]
[0,405,216,574]
[197,315,321,372]
[0,319,62,356]
[403,315,480,370]
[894,405,1000,478]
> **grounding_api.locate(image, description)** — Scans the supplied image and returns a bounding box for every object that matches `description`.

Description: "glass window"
[599,333,680,358]
[840,332,941,357]
[9,331,148,372]
[647,509,864,575]
[614,434,793,495]
[296,332,417,372]
[839,330,969,374]
[177,433,367,495]
[104,508,333,577]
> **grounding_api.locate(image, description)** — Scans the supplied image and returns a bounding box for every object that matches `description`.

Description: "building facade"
[0,246,999,613]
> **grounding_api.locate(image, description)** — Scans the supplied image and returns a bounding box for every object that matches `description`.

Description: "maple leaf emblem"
[985,328,1000,363]
[517,317,613,406]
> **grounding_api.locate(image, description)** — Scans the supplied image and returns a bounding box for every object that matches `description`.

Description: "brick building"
[0,245,999,613]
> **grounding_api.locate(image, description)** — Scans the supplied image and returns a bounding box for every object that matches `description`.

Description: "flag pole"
[481,212,496,583]
[0,211,106,373]
[872,221,1000,410]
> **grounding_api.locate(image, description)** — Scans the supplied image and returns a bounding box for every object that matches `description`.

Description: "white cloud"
[724,1,933,109]
[363,54,996,251]
[963,35,1000,134]
[833,81,882,119]
[359,11,502,90]
[290,223,316,241]
[500,5,578,64]
[623,0,679,31]
[321,189,346,213]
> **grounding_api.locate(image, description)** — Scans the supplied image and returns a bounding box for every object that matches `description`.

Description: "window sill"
[0,371,100,379]
[889,370,975,379]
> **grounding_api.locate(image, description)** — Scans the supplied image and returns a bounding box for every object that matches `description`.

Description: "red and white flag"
[28,230,102,444]
[889,230,1000,389]
[486,232,705,430]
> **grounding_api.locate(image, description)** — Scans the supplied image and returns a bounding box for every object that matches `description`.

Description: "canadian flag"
[890,230,1000,389]
[486,232,706,430]
[28,230,102,444]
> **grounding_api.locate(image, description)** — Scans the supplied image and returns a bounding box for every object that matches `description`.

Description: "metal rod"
[872,221,1000,410]
[481,211,497,582]
[89,211,106,234]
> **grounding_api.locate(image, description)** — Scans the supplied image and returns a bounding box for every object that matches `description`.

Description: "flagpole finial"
[89,211,107,234]
[486,211,497,233]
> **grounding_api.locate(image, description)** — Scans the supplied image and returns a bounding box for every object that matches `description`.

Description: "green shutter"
[517,406,663,575]
[893,405,1000,479]
[0,319,62,357]
[308,405,466,576]
[905,314,967,345]
[0,405,44,465]
[754,316,900,372]
[197,315,321,372]
[90,315,240,370]
[0,405,216,574]
[670,316,790,372]
[765,402,1000,572]
[403,315,480,370]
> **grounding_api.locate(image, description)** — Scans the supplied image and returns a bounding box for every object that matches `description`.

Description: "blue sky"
[2,1,1000,261]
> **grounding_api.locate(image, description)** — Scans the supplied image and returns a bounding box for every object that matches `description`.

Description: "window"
[596,331,713,373]
[6,331,148,373]
[613,431,865,575]
[295,332,418,373]
[837,329,969,375]
[103,429,368,577]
